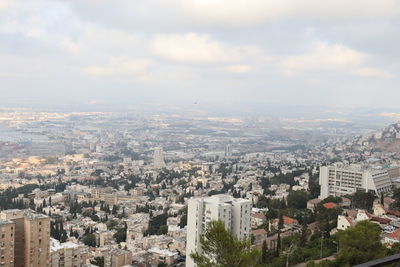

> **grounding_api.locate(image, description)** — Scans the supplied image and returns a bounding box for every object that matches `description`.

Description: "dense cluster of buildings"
[1,110,400,266]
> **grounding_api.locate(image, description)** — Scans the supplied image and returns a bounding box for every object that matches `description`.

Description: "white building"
[50,239,88,267]
[153,147,166,168]
[224,144,232,157]
[185,194,252,267]
[319,164,392,199]
[337,215,354,231]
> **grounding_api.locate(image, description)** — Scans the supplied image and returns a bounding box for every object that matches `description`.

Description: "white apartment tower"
[185,194,251,267]
[319,164,392,199]
[153,147,166,168]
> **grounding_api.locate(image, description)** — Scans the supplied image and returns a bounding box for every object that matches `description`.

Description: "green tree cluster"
[190,220,262,267]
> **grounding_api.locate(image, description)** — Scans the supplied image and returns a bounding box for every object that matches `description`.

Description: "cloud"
[0,0,13,11]
[354,67,393,79]
[83,57,151,77]
[281,42,392,78]
[181,0,400,27]
[58,25,138,55]
[224,64,253,74]
[151,32,263,63]
[282,42,365,72]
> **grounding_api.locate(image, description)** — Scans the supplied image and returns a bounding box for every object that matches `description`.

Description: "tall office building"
[319,164,393,199]
[185,195,251,267]
[0,209,50,267]
[153,147,166,168]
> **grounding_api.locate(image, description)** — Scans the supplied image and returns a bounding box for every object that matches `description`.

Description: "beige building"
[0,220,15,267]
[50,238,89,267]
[104,248,132,267]
[0,209,50,267]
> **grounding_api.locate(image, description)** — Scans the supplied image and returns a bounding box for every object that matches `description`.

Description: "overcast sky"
[1,0,399,110]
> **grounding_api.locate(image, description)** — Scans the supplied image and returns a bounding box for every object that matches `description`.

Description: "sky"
[0,0,400,111]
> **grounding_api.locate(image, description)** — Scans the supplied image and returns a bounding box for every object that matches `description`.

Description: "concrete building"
[153,147,166,169]
[319,164,392,199]
[0,220,15,267]
[224,144,232,157]
[104,248,132,267]
[0,209,50,267]
[148,247,179,266]
[50,239,89,267]
[185,194,251,267]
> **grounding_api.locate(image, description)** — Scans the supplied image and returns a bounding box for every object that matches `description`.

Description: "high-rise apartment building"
[185,194,251,267]
[224,144,232,157]
[319,164,393,199]
[0,220,15,267]
[0,209,50,267]
[153,147,166,168]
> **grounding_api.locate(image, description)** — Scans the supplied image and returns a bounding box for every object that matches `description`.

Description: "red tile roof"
[385,209,400,217]
[345,209,358,219]
[323,202,338,209]
[283,216,298,225]
[344,216,354,225]
[389,229,400,240]
[371,216,391,224]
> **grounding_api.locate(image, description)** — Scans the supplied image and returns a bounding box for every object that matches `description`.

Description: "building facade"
[153,147,166,169]
[104,248,132,267]
[50,239,89,267]
[0,209,50,267]
[319,164,393,199]
[0,220,15,267]
[185,194,251,267]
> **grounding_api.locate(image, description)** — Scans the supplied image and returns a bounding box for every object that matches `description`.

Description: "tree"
[351,191,375,211]
[83,233,97,247]
[262,240,268,264]
[316,205,341,233]
[114,227,127,243]
[278,213,284,230]
[179,213,187,228]
[91,256,104,267]
[287,191,308,209]
[147,213,168,235]
[276,230,281,257]
[337,220,386,266]
[190,220,262,267]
